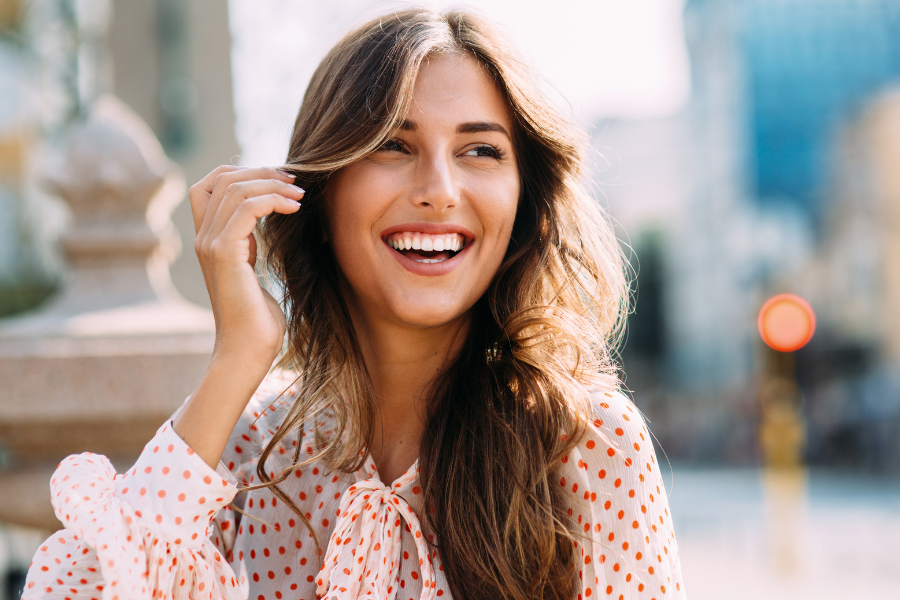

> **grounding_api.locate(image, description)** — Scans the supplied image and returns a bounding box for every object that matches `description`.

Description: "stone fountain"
[0,96,215,531]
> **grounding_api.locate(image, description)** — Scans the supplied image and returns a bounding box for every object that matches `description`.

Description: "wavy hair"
[255,8,628,599]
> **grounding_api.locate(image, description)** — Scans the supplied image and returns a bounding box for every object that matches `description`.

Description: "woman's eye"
[379,139,405,152]
[463,145,505,159]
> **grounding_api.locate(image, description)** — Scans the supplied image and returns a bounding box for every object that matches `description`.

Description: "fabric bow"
[315,472,436,600]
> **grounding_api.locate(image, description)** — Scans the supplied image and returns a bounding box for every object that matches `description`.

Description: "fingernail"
[291,184,305,193]
[279,170,297,179]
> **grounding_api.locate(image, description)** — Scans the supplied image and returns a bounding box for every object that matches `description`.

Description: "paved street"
[670,467,900,599]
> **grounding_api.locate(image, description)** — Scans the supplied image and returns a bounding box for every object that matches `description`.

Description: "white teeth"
[386,232,466,253]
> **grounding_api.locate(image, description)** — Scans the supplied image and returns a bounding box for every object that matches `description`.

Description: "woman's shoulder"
[578,386,653,459]
[586,387,645,429]
[242,367,300,437]
[220,368,301,475]
[247,367,300,414]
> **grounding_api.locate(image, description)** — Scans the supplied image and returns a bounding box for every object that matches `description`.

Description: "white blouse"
[23,369,686,600]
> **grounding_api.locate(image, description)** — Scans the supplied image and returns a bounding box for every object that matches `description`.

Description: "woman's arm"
[173,165,304,469]
[22,165,304,599]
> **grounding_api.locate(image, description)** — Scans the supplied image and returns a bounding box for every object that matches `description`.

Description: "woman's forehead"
[402,53,513,133]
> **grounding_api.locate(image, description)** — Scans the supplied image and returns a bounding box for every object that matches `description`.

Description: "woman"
[25,8,685,600]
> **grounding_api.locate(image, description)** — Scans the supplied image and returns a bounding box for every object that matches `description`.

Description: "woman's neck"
[346,302,470,485]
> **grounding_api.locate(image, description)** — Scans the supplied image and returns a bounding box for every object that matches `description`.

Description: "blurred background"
[1,0,899,598]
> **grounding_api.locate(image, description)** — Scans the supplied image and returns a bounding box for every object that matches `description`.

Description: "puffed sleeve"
[560,389,686,600]
[22,369,299,600]
[22,420,243,600]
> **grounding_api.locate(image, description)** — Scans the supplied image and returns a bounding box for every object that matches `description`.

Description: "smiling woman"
[325,53,519,331]
[24,8,686,600]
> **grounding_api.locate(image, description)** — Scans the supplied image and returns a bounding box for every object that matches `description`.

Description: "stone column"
[0,95,214,530]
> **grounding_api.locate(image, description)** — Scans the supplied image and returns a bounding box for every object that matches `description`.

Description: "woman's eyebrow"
[457,121,510,139]
[396,119,510,140]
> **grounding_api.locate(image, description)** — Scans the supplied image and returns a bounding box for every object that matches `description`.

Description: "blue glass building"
[740,0,900,220]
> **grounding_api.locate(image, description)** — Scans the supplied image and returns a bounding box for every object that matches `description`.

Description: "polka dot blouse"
[23,369,686,600]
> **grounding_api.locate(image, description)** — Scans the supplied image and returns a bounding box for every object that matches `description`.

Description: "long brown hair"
[256,8,628,599]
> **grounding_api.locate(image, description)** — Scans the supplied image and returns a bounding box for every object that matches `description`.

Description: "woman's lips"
[380,224,475,276]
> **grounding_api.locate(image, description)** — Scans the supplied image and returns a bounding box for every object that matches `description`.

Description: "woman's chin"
[384,295,474,330]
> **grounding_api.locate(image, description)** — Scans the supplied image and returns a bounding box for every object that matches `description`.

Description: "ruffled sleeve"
[23,420,242,600]
[561,389,687,600]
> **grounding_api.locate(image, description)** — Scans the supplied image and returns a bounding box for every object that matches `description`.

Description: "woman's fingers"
[204,178,304,246]
[183,166,301,376]
[214,193,303,262]
[198,192,300,275]
[197,167,297,240]
[188,165,242,234]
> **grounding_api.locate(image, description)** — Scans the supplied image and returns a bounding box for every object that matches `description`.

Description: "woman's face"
[325,53,520,330]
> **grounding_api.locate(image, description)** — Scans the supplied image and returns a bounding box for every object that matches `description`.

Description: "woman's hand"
[190,166,303,364]
[174,166,303,468]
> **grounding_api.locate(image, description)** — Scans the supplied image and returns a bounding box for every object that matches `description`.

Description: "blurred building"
[602,0,900,472]
[742,0,900,222]
[0,2,237,598]
[107,0,240,308]
[0,0,237,314]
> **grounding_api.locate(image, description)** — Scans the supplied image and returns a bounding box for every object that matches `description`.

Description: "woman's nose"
[410,153,459,212]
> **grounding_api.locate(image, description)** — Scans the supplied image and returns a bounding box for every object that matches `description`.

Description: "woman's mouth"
[384,232,466,264]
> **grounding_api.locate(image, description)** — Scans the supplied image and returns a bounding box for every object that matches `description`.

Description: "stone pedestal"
[0,96,215,530]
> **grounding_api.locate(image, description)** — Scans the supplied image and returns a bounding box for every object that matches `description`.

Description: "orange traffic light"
[758,294,816,352]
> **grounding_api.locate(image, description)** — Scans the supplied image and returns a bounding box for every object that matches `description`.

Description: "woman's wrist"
[173,352,277,468]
